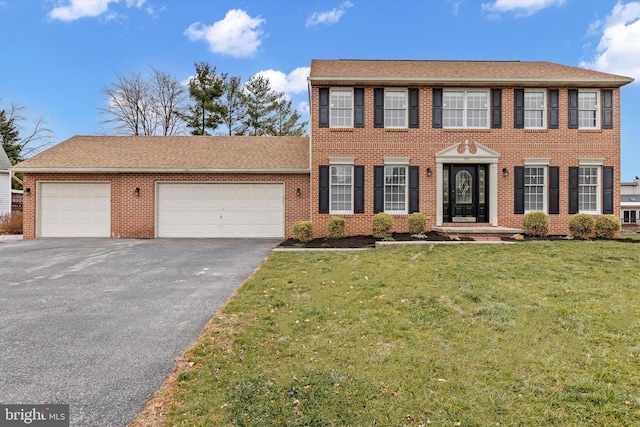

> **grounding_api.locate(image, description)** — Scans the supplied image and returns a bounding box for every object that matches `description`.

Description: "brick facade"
[22,172,309,239]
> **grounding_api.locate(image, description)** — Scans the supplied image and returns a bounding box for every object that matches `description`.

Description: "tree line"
[99,61,308,137]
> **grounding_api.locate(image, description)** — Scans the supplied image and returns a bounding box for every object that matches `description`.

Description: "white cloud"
[49,0,145,21]
[184,9,265,58]
[482,0,565,16]
[580,1,640,83]
[306,1,353,27]
[254,67,310,97]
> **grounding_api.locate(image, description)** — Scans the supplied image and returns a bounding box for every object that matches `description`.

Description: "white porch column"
[436,162,444,226]
[490,163,499,226]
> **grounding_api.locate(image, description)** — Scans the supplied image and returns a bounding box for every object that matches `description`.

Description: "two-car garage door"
[157,183,284,238]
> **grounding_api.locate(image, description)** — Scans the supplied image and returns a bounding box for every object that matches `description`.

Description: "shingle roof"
[12,135,310,172]
[309,60,634,87]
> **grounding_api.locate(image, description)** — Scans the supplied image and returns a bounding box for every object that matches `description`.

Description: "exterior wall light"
[134,187,141,197]
[427,167,432,177]
[503,168,509,177]
[296,188,301,197]
[24,188,31,195]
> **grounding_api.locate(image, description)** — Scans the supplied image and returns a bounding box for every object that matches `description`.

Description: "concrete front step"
[432,225,523,239]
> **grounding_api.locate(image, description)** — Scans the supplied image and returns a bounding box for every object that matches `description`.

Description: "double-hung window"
[384,165,407,213]
[330,89,353,128]
[578,90,599,129]
[579,166,600,213]
[524,90,546,129]
[623,210,638,224]
[524,166,546,212]
[330,164,353,213]
[384,90,407,128]
[442,90,488,128]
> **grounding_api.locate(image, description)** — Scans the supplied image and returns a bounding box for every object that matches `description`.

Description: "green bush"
[372,213,393,238]
[568,214,595,239]
[327,217,346,239]
[523,211,549,237]
[595,215,620,239]
[292,221,313,243]
[408,212,427,235]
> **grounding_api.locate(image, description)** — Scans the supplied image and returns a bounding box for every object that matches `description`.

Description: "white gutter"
[308,76,635,86]
[11,167,311,174]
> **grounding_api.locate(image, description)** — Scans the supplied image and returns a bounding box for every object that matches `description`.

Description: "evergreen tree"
[241,75,278,136]
[272,97,308,136]
[0,109,21,163]
[182,62,226,135]
[220,76,247,136]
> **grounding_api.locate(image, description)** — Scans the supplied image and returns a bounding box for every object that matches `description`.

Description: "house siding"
[310,85,621,237]
[22,172,310,239]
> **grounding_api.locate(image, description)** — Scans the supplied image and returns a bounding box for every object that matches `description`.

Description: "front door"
[443,164,488,223]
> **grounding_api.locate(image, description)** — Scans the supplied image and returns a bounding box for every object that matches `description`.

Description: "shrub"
[408,212,427,234]
[511,233,525,241]
[0,212,23,235]
[595,215,620,239]
[523,211,549,237]
[372,213,393,238]
[568,214,595,239]
[327,217,346,239]
[292,221,313,243]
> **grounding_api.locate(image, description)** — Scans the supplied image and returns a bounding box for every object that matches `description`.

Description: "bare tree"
[99,69,187,136]
[0,99,54,163]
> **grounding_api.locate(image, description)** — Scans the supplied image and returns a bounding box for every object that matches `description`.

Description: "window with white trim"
[524,166,546,212]
[330,89,353,128]
[579,166,600,213]
[443,90,488,128]
[384,165,407,213]
[524,90,546,129]
[622,210,638,224]
[578,90,599,129]
[384,90,407,128]
[330,165,353,213]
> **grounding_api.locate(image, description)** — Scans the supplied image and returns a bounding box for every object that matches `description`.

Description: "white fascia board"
[12,167,311,174]
[308,76,634,87]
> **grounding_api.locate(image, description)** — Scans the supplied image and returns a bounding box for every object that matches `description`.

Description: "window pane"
[524,167,545,212]
[330,90,353,128]
[578,92,598,129]
[578,166,599,212]
[524,91,545,128]
[384,166,407,212]
[330,165,352,212]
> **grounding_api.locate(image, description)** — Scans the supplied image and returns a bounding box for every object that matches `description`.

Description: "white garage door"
[39,182,111,237]
[157,183,284,238]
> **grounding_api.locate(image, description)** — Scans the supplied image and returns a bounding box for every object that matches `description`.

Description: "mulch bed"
[278,232,473,248]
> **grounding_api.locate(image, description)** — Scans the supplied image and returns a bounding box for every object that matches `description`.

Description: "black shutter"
[491,88,502,128]
[568,166,579,214]
[602,90,613,129]
[514,166,525,214]
[374,166,384,213]
[432,88,442,128]
[514,89,524,129]
[354,165,365,214]
[319,165,329,213]
[409,166,419,213]
[374,88,384,128]
[409,88,419,128]
[548,89,559,129]
[549,166,560,215]
[354,88,364,128]
[319,88,329,128]
[603,166,614,214]
[568,89,579,129]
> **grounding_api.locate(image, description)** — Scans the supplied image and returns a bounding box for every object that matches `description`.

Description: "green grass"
[164,241,640,426]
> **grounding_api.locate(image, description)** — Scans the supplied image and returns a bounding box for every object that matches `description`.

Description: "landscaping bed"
[279,231,473,248]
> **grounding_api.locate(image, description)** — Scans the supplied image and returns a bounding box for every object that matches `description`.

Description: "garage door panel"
[40,183,111,237]
[157,183,284,238]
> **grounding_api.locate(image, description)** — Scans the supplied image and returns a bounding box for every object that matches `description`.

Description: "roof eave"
[308,76,634,87]
[12,167,311,174]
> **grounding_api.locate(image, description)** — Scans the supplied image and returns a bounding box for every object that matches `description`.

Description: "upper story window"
[330,89,353,128]
[442,90,489,128]
[384,90,407,128]
[578,90,599,129]
[524,90,546,129]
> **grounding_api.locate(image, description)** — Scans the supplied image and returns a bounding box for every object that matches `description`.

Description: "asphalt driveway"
[0,238,279,426]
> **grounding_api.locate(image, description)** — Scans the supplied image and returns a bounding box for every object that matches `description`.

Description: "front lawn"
[134,241,640,426]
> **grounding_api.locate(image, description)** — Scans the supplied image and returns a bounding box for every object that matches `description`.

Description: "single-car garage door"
[39,182,111,237]
[157,183,284,238]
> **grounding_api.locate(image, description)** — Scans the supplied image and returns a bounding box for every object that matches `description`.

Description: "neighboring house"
[0,147,12,216]
[13,60,634,239]
[621,176,640,230]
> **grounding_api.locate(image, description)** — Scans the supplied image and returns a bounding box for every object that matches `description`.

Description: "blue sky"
[0,0,639,180]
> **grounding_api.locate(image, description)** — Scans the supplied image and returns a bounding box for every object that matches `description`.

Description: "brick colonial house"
[14,60,633,239]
